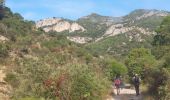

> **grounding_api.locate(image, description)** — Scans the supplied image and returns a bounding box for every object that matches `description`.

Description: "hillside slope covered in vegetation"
[0,5,170,100]
[0,7,128,100]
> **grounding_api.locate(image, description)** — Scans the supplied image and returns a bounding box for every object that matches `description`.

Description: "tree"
[152,16,170,59]
[100,58,127,80]
[0,43,9,58]
[125,48,157,81]
[148,16,170,99]
[153,16,170,47]
[0,0,5,19]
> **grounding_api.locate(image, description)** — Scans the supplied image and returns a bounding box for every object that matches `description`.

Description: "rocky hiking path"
[107,87,143,100]
[0,66,11,100]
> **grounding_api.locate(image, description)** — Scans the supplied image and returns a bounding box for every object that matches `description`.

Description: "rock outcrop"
[95,24,156,42]
[135,10,168,20]
[67,36,92,44]
[0,35,8,43]
[36,9,170,44]
[104,24,155,37]
[36,18,85,33]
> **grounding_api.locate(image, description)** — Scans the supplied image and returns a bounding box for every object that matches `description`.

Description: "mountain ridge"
[35,9,170,44]
[36,9,170,29]
[77,13,123,25]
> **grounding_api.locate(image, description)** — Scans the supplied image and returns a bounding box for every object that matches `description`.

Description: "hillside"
[123,9,170,30]
[0,7,115,100]
[36,9,170,38]
[1,3,170,100]
[81,9,169,58]
[85,31,153,59]
[34,9,170,59]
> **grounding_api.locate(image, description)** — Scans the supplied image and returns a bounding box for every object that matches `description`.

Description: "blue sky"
[6,0,170,21]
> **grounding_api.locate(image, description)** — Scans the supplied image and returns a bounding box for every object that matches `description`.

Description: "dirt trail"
[0,66,11,100]
[107,87,143,100]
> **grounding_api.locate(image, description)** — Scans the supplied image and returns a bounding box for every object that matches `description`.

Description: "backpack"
[134,77,140,84]
[114,79,121,85]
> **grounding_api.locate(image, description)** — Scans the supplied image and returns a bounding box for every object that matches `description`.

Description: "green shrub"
[43,64,110,100]
[4,73,19,88]
[18,97,42,100]
[0,43,9,58]
[148,16,170,99]
[99,58,127,80]
[6,56,110,100]
[125,48,157,80]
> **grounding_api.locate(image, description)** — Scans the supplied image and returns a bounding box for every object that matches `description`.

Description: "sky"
[6,0,170,21]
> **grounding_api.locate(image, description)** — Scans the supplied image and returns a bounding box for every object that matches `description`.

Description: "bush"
[18,97,42,100]
[148,16,170,99]
[0,43,9,58]
[125,48,157,80]
[7,56,110,100]
[4,73,19,88]
[148,67,170,100]
[99,58,127,80]
[43,64,110,100]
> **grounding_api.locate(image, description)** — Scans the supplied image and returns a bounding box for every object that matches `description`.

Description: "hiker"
[114,75,121,95]
[132,74,141,96]
[119,76,124,89]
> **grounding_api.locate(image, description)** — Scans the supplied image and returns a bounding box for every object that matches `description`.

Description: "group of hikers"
[113,74,141,96]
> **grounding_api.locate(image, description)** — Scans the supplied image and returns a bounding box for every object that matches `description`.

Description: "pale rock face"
[36,18,62,28]
[36,18,85,33]
[105,24,126,36]
[53,21,71,32]
[95,24,156,42]
[104,24,155,37]
[0,35,8,43]
[122,42,126,45]
[136,11,169,20]
[95,37,104,42]
[69,23,85,33]
[129,36,133,42]
[67,36,92,44]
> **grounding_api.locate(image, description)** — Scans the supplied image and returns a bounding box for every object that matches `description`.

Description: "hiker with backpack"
[119,76,125,89]
[132,74,141,96]
[114,75,121,95]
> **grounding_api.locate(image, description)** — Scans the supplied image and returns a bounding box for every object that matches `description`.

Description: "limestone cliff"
[36,18,85,33]
[104,24,155,37]
[67,36,92,44]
